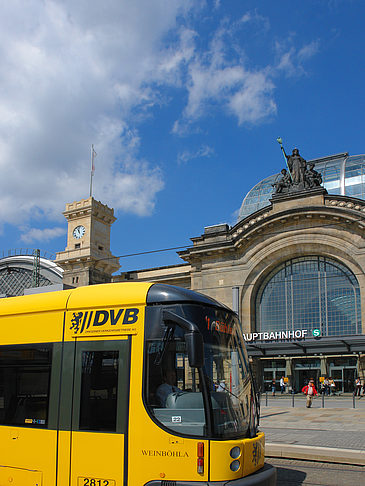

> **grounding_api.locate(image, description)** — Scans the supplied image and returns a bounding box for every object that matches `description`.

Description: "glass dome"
[238,153,365,221]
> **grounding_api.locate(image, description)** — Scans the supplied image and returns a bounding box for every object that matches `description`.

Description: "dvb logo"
[70,308,139,334]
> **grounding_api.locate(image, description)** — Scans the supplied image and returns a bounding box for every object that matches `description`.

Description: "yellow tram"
[0,282,276,485]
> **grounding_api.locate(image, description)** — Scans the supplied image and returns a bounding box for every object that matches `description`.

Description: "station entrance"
[328,357,357,393]
[293,359,321,392]
[256,353,362,394]
[262,359,286,392]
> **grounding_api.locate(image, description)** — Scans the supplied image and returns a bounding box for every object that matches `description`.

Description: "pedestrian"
[323,377,330,396]
[302,380,318,408]
[329,378,336,395]
[280,376,286,394]
[271,379,276,396]
[354,377,362,397]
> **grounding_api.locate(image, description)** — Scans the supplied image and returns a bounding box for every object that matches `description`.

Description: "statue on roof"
[286,148,307,186]
[272,168,290,194]
[273,138,323,195]
[305,162,323,188]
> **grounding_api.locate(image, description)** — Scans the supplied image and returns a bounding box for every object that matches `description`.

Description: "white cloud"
[275,39,320,77]
[20,227,65,244]
[298,41,320,61]
[177,145,215,164]
[0,0,196,228]
[171,13,320,133]
[239,10,270,32]
[228,71,276,124]
[173,26,277,132]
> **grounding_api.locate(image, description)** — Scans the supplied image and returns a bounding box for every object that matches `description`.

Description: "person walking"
[280,376,286,394]
[302,380,318,408]
[271,379,276,396]
[354,377,362,397]
[329,378,336,395]
[323,377,330,396]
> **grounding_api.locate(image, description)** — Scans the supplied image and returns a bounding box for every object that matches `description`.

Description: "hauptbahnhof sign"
[243,329,321,342]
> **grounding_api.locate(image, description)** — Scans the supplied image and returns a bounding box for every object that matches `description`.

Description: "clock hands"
[73,226,85,239]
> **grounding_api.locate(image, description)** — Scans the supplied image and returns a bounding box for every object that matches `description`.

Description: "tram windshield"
[144,304,255,439]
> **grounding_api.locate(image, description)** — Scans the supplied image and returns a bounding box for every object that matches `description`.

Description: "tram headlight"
[230,459,241,472]
[230,446,241,459]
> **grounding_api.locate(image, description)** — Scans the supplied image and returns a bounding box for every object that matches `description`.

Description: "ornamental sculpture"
[272,138,323,195]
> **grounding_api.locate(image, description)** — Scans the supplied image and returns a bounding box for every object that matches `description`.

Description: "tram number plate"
[78,477,115,486]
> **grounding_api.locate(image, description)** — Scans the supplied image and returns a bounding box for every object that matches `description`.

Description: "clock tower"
[55,197,120,287]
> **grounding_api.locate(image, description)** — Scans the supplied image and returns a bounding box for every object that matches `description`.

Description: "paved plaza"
[259,395,365,465]
[266,458,365,485]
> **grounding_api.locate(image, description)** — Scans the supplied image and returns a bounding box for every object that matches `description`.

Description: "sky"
[1,0,365,273]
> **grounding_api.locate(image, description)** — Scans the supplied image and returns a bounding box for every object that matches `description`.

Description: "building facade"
[118,152,365,393]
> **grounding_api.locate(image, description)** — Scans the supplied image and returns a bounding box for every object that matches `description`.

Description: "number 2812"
[83,479,110,486]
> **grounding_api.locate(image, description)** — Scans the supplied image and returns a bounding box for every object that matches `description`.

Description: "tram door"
[67,339,130,485]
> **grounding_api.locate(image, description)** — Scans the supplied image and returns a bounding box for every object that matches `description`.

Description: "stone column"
[320,356,327,377]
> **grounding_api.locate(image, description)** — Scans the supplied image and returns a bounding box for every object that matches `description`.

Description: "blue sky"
[1,0,365,273]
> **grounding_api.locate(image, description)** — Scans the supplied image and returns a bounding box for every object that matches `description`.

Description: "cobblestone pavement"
[259,402,365,451]
[266,458,365,485]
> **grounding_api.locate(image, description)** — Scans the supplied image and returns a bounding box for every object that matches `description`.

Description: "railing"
[260,391,364,409]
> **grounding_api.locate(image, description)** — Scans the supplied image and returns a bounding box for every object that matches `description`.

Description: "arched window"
[256,256,360,336]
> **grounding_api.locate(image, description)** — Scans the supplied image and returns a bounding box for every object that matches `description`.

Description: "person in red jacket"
[302,380,318,408]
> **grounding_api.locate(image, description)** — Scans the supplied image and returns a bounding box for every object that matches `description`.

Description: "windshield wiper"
[154,326,174,366]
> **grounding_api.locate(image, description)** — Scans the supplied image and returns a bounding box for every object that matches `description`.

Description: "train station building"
[115,151,365,393]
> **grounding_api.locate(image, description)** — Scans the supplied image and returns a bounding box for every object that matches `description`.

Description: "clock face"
[73,225,86,239]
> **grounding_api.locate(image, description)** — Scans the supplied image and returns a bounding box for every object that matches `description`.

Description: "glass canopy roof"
[238,153,365,221]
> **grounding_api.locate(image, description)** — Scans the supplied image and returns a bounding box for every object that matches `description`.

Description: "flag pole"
[89,145,96,197]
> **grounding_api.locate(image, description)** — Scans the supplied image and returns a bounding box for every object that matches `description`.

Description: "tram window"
[79,351,119,432]
[0,345,52,428]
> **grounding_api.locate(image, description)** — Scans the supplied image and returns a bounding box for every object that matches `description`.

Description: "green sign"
[312,329,321,337]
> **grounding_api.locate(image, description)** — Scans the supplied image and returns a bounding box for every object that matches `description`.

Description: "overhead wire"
[64,210,365,293]
[93,213,365,266]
